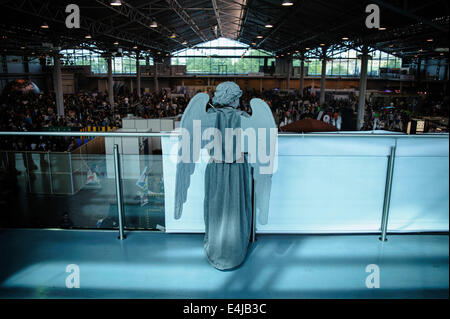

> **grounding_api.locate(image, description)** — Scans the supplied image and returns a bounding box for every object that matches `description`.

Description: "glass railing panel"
[49,152,71,173]
[13,152,30,192]
[263,155,389,232]
[27,152,52,194]
[0,135,119,230]
[388,137,449,232]
[119,153,165,231]
[160,139,214,233]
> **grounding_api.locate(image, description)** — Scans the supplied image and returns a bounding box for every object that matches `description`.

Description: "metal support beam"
[166,0,208,42]
[4,0,167,51]
[94,0,179,49]
[53,54,64,117]
[357,48,369,130]
[154,63,159,93]
[416,57,422,84]
[320,58,327,105]
[256,7,297,49]
[136,51,141,98]
[211,0,223,37]
[23,56,30,79]
[113,144,126,240]
[287,57,292,91]
[380,145,396,242]
[372,0,449,33]
[237,0,252,41]
[299,56,305,97]
[107,57,115,110]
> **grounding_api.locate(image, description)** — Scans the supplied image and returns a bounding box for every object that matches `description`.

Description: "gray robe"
[203,107,252,270]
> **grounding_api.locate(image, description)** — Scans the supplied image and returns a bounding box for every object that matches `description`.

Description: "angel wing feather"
[174,93,213,219]
[241,98,277,225]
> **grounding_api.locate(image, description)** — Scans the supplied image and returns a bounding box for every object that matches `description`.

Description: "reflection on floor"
[0,229,448,299]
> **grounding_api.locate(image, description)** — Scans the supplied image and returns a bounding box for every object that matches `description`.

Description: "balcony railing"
[0,131,448,242]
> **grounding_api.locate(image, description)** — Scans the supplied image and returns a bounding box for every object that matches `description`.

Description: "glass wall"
[294,48,402,77]
[59,48,152,75]
[171,38,275,74]
[51,40,401,77]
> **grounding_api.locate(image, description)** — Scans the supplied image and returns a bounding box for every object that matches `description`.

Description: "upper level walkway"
[0,229,447,299]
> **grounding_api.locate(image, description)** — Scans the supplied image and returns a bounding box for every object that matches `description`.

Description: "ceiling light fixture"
[427,38,433,42]
[265,23,273,28]
[170,33,177,39]
[342,37,349,40]
[256,35,263,39]
[85,34,92,39]
[378,27,386,30]
[150,20,158,28]
[41,22,49,29]
[110,0,122,6]
[282,0,294,6]
[182,40,188,45]
[114,41,119,45]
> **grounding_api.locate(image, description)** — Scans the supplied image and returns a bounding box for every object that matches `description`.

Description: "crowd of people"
[0,89,189,152]
[246,90,356,130]
[0,85,448,152]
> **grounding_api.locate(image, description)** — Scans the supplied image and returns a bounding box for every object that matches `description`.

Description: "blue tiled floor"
[0,229,448,298]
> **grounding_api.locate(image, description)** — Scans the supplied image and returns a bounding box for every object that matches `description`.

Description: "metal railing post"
[380,145,396,242]
[113,144,126,240]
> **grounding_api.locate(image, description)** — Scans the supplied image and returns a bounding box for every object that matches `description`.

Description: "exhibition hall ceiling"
[0,0,448,58]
